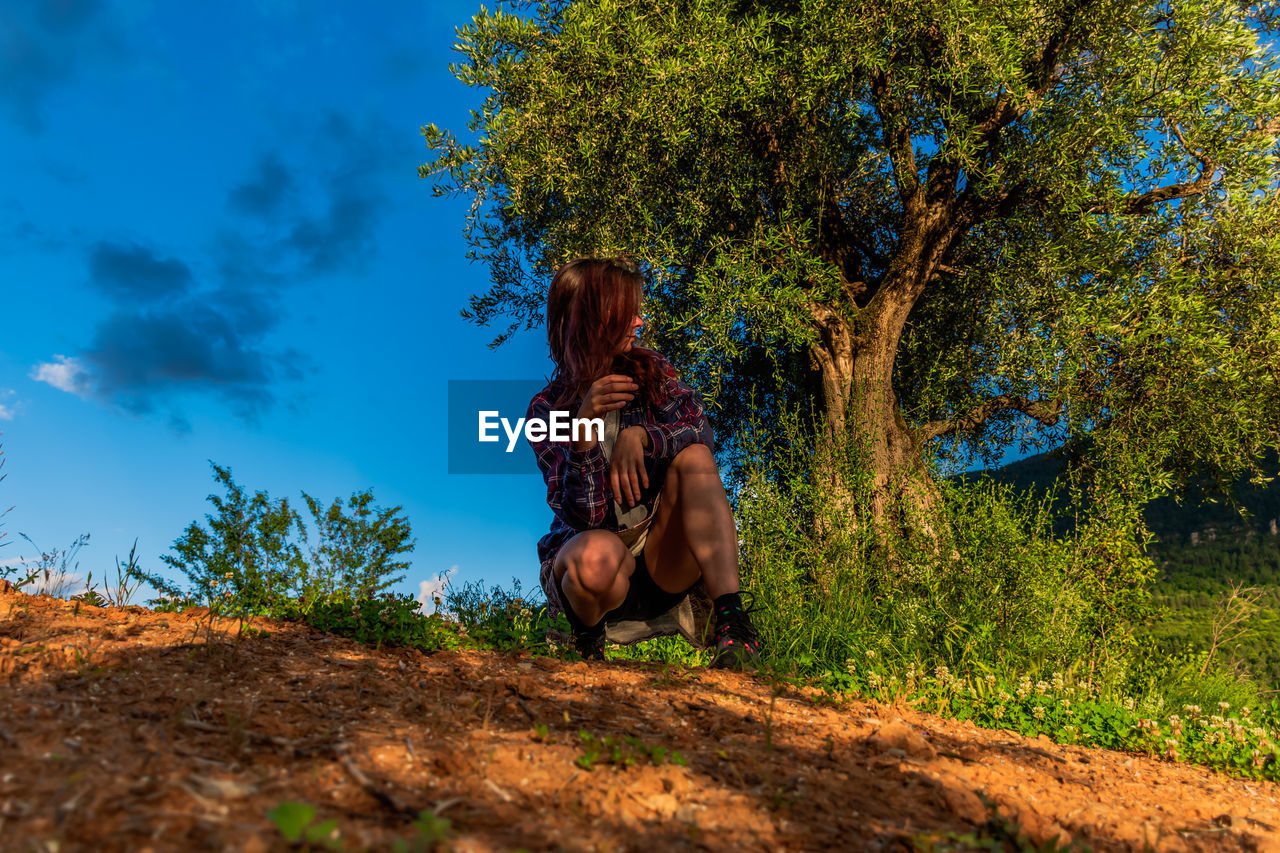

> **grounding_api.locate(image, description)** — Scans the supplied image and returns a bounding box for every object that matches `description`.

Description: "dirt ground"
[2,584,1280,852]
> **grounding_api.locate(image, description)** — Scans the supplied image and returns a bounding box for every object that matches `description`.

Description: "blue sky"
[0,0,560,604]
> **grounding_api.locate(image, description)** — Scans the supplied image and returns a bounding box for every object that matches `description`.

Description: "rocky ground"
[2,584,1280,852]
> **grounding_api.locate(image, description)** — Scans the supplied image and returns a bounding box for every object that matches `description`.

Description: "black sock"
[565,604,604,636]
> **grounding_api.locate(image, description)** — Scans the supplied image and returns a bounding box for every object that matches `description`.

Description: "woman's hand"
[576,374,638,421]
[572,374,638,454]
[610,426,651,508]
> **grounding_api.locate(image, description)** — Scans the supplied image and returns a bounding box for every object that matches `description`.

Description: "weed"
[575,729,686,771]
[267,800,452,853]
[267,801,346,851]
[15,533,90,597]
[390,808,453,852]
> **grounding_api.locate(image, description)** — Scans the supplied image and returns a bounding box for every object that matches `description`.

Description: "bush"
[284,591,456,650]
[442,577,570,656]
[142,462,415,619]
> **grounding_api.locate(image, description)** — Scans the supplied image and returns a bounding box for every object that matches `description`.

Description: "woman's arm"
[642,360,716,460]
[527,393,612,530]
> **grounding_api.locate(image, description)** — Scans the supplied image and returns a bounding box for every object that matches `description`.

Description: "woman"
[525,256,761,670]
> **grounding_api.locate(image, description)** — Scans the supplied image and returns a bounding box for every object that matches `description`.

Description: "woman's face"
[620,312,643,353]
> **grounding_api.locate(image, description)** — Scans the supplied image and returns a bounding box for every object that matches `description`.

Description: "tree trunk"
[807,308,952,565]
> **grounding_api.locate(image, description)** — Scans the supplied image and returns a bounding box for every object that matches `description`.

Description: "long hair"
[545,257,670,411]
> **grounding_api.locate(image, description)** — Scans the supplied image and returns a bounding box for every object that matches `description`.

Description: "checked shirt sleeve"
[643,361,716,461]
[527,393,611,531]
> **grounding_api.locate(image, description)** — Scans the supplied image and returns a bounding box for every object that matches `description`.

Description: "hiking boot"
[573,626,605,661]
[709,592,760,671]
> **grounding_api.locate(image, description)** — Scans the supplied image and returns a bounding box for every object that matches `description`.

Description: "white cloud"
[0,388,15,419]
[416,565,458,614]
[30,355,91,395]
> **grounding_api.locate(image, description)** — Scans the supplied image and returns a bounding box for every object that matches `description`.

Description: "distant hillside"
[955,449,1280,692]
[953,448,1280,547]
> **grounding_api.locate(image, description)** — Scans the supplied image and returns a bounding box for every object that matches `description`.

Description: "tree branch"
[871,68,921,213]
[917,394,1065,443]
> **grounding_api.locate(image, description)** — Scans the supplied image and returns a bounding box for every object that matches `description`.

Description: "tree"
[143,463,418,617]
[421,0,1280,548]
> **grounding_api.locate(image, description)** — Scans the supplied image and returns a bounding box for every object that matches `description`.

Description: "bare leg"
[553,529,636,627]
[644,443,741,600]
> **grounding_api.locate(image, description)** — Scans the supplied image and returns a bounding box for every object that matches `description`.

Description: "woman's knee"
[670,442,716,476]
[562,532,629,596]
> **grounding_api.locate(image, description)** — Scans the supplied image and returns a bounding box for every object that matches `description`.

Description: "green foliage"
[824,657,1280,782]
[142,462,415,620]
[285,591,458,651]
[267,801,452,853]
[296,489,415,609]
[575,729,686,771]
[442,577,570,656]
[267,801,344,851]
[606,634,708,666]
[145,463,303,617]
[68,540,145,609]
[731,399,1156,685]
[390,809,453,853]
[1140,535,1280,692]
[424,0,1280,511]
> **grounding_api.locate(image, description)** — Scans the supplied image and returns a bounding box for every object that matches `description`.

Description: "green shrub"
[282,591,456,651]
[141,462,415,620]
[295,490,415,610]
[442,577,570,656]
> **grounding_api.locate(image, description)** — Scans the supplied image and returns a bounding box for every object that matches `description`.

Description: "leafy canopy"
[422,0,1280,507]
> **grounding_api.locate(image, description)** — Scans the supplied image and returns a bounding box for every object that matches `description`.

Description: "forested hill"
[954,449,1280,547]
[958,450,1280,692]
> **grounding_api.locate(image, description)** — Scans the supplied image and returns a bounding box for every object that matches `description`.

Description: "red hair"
[544,257,670,411]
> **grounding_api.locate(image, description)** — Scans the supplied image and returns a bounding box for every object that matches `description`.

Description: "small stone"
[869,719,937,760]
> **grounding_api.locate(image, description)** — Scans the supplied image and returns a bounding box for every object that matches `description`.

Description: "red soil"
[2,584,1279,852]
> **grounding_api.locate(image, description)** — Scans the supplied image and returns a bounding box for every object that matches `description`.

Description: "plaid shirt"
[527,354,715,618]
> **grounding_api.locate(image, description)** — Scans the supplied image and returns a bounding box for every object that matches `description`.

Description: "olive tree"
[421,0,1280,547]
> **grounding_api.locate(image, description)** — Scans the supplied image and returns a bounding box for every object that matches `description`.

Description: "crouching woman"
[525,256,760,670]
